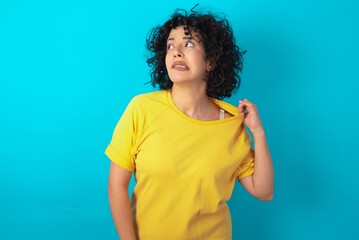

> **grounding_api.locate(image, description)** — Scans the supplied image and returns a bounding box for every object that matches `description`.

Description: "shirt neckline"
[164,90,243,126]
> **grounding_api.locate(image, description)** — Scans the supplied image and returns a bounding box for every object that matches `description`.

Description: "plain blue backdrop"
[1,0,358,239]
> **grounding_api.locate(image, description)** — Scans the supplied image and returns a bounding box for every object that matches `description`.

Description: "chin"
[168,75,190,83]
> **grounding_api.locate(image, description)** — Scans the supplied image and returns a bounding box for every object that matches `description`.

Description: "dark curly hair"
[146,9,245,100]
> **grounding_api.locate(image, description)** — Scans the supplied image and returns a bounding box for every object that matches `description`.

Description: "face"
[165,26,211,86]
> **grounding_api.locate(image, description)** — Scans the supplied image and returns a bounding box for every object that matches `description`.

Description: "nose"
[173,46,183,58]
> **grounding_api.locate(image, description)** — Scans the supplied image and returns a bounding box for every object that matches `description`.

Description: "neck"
[170,83,216,119]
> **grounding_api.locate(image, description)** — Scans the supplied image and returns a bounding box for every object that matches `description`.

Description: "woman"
[105,8,274,240]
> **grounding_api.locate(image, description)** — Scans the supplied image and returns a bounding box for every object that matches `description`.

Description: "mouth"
[172,61,189,70]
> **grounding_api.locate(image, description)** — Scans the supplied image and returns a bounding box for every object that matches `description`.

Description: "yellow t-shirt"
[105,90,254,240]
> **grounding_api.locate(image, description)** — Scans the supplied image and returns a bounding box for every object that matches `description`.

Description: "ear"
[206,59,214,72]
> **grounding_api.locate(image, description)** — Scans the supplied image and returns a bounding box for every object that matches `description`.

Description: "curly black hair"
[146,9,245,100]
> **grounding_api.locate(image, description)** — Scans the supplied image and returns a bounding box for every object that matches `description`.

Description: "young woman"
[106,9,274,240]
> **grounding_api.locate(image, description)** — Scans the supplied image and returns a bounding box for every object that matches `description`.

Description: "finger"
[240,99,252,105]
[240,99,257,111]
[245,103,256,112]
[238,104,245,114]
[242,99,257,110]
[238,101,246,114]
[239,100,255,111]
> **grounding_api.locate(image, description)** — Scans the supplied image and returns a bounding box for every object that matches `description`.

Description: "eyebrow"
[167,37,197,42]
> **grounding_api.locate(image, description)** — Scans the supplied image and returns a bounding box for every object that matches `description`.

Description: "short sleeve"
[236,129,255,180]
[105,98,141,172]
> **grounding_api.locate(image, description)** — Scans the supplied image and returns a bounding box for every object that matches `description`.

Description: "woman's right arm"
[108,162,136,240]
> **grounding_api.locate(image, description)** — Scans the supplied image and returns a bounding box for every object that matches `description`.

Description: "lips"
[171,61,189,71]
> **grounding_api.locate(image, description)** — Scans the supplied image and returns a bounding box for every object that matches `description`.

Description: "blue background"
[1,0,358,239]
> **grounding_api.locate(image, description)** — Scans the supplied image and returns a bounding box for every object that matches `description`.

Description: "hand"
[238,99,265,137]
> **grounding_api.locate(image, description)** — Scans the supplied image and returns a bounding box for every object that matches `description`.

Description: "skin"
[108,163,136,240]
[165,26,226,120]
[238,99,274,201]
[108,26,274,239]
[165,27,210,87]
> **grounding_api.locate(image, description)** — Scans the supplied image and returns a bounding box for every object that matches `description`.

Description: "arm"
[108,162,136,239]
[238,99,274,201]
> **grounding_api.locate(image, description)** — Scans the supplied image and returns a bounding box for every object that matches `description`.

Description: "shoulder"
[131,90,169,107]
[211,98,239,117]
[127,90,171,121]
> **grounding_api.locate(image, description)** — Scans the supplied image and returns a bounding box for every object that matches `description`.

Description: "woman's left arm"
[238,99,274,201]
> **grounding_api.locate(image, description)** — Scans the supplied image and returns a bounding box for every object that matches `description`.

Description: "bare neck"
[170,84,219,120]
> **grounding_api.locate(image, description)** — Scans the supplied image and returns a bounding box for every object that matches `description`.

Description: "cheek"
[193,49,206,59]
[165,54,171,70]
[193,50,208,66]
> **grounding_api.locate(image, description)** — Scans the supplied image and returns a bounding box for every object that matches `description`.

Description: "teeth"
[175,65,186,68]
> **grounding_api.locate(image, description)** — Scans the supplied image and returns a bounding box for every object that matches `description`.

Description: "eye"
[185,41,194,47]
[167,44,174,50]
